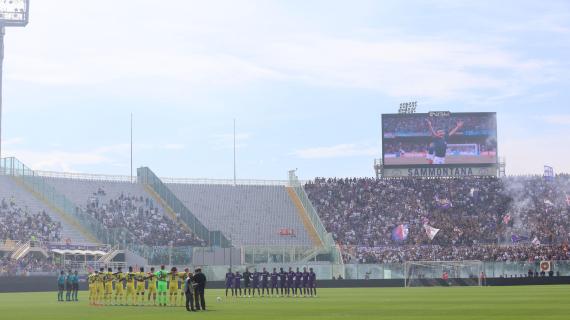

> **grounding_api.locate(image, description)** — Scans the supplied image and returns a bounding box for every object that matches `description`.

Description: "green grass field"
[0,286,568,320]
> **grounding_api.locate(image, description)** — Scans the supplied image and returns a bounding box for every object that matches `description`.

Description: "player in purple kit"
[251,269,260,297]
[287,267,295,297]
[225,269,234,297]
[279,267,287,297]
[309,267,317,297]
[232,271,242,297]
[260,267,270,296]
[302,267,310,297]
[294,267,303,297]
[270,268,279,297]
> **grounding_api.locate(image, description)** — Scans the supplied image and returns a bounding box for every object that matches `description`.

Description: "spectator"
[306,175,570,262]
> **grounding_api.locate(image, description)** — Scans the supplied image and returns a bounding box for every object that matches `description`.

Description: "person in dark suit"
[193,268,207,311]
[184,272,196,312]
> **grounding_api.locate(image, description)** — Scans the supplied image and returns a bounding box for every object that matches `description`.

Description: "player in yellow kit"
[125,266,136,306]
[96,267,105,305]
[168,267,179,306]
[136,267,146,306]
[178,268,190,306]
[146,267,157,306]
[114,267,125,305]
[88,271,97,305]
[104,268,114,305]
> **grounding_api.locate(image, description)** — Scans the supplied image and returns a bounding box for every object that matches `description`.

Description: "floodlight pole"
[0,27,4,162]
[0,0,31,163]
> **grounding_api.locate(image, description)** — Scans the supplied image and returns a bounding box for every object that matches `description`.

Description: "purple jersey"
[252,272,260,286]
[302,272,309,284]
[225,272,234,287]
[270,272,278,285]
[279,271,287,285]
[233,274,242,288]
[295,271,303,285]
[261,271,269,285]
[309,272,316,285]
[287,271,295,284]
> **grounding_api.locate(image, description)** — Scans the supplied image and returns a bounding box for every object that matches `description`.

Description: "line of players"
[88,265,192,307]
[225,267,317,298]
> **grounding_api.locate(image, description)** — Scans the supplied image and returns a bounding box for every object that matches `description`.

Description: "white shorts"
[433,156,446,164]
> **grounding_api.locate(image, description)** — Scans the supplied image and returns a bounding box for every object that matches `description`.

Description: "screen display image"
[382,112,497,166]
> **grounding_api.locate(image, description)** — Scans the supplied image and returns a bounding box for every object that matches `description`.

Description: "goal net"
[404,260,484,287]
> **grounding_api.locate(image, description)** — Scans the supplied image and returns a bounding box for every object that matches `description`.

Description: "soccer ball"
[216,296,222,302]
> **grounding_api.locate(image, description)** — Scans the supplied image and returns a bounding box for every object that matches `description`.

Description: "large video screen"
[382,112,497,166]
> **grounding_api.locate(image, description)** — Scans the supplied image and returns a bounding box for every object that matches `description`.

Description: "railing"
[34,167,297,186]
[137,167,231,247]
[162,177,292,186]
[66,261,127,272]
[288,172,340,263]
[128,244,194,265]
[1,157,173,262]
[35,170,133,182]
[241,245,318,264]
[168,260,570,281]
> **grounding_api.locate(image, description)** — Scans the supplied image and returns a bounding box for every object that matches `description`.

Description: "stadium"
[1,1,570,320]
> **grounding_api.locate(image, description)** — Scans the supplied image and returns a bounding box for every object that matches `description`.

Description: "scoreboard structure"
[378,111,499,178]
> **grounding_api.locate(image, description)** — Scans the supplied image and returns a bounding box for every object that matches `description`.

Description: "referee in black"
[193,268,207,311]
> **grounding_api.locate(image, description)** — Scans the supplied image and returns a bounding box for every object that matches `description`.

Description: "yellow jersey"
[104,272,114,284]
[114,272,125,287]
[125,272,136,286]
[136,272,146,287]
[88,273,97,287]
[147,272,157,288]
[177,272,188,289]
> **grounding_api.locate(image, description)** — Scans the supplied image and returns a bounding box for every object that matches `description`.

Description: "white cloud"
[541,115,570,125]
[253,35,555,100]
[292,143,378,159]
[3,143,182,172]
[4,1,556,102]
[4,148,115,172]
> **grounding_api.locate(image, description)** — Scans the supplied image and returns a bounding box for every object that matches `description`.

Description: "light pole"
[0,0,29,162]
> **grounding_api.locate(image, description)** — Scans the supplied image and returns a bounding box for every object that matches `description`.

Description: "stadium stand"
[0,175,87,243]
[0,253,57,275]
[306,175,570,262]
[167,183,313,246]
[43,178,205,246]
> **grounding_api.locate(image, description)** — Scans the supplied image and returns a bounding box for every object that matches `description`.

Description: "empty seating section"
[0,175,87,243]
[43,178,204,246]
[167,183,312,246]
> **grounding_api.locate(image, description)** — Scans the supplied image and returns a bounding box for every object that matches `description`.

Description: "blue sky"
[2,0,570,179]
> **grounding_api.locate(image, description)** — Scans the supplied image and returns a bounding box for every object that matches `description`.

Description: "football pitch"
[0,286,569,320]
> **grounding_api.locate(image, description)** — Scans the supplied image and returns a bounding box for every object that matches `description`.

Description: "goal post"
[404,260,484,287]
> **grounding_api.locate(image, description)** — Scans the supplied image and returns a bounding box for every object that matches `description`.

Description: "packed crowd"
[0,254,58,275]
[353,244,570,264]
[305,175,570,262]
[0,197,62,243]
[84,191,204,247]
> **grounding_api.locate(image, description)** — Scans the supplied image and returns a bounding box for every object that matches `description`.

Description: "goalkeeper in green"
[154,265,169,306]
